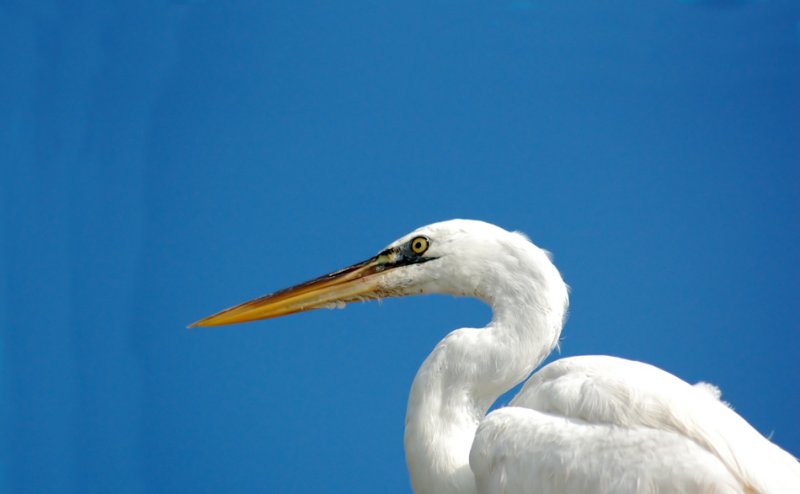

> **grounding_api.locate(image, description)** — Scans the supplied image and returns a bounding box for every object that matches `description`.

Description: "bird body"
[473,355,800,494]
[192,219,800,494]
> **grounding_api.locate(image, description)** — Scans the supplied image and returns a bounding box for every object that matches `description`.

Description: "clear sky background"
[2,1,799,493]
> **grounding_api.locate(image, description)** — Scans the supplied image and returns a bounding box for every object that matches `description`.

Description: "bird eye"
[410,236,429,255]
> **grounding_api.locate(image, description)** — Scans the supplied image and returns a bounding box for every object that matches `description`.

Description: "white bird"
[191,219,800,494]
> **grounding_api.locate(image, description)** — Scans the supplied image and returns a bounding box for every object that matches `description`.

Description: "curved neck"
[404,263,567,494]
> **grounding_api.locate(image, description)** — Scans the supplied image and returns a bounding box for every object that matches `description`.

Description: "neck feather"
[404,252,568,494]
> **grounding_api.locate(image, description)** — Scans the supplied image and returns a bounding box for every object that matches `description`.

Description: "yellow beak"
[189,252,398,328]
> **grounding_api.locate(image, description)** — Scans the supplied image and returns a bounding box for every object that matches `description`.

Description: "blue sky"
[2,1,798,493]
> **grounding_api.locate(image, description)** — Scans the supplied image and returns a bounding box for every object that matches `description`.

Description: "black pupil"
[414,241,423,251]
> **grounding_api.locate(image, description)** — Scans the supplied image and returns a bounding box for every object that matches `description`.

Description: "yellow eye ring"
[410,236,429,255]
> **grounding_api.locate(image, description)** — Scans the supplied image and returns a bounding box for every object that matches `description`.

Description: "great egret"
[191,219,800,494]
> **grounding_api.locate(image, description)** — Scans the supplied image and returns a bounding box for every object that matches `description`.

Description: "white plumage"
[193,219,800,494]
[472,357,798,494]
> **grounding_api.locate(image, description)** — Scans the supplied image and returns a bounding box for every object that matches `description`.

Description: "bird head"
[189,219,559,327]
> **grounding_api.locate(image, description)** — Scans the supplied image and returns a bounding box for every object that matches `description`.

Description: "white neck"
[403,252,567,494]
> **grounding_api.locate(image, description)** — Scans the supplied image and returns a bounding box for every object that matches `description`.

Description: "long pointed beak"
[189,252,398,328]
